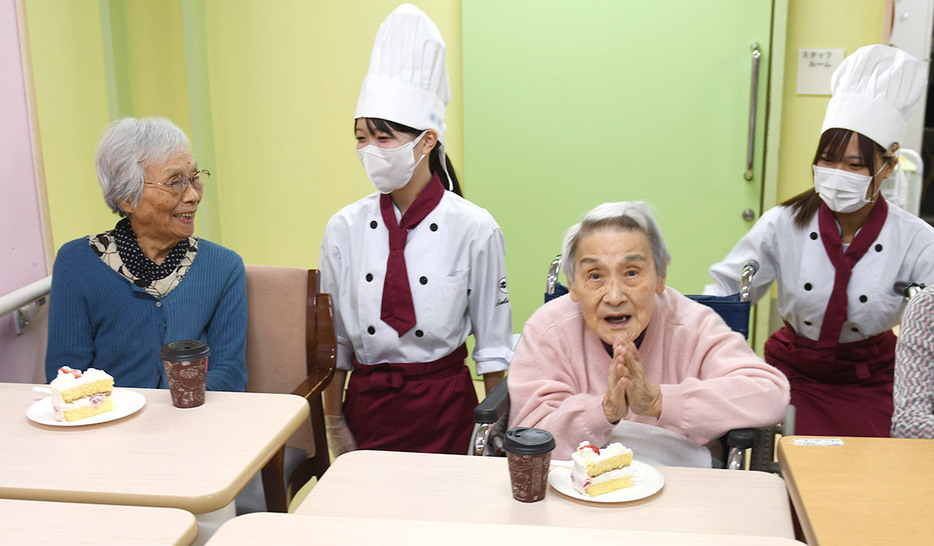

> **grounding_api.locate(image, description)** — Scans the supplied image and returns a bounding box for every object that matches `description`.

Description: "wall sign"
[796,48,845,95]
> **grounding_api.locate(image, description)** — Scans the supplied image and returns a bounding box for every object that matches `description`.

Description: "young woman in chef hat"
[320,4,512,456]
[705,44,934,437]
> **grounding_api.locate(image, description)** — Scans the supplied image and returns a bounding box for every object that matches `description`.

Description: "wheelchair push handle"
[739,260,759,303]
[742,260,760,277]
[546,255,562,295]
[894,281,925,299]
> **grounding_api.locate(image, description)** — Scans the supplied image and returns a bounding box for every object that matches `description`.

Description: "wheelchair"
[472,256,794,473]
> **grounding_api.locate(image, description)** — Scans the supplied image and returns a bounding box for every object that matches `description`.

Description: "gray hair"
[95,117,191,216]
[561,201,671,286]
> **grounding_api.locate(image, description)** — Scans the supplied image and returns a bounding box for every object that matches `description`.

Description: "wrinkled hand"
[324,414,357,458]
[612,340,663,419]
[602,346,629,424]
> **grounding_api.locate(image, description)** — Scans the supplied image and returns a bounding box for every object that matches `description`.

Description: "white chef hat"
[821,44,927,154]
[355,3,450,143]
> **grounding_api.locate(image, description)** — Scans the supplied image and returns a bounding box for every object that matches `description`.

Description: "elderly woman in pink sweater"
[508,202,790,464]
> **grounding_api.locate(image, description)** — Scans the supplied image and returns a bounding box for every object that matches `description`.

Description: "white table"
[0,498,197,545]
[295,450,796,538]
[207,512,804,545]
[0,383,308,514]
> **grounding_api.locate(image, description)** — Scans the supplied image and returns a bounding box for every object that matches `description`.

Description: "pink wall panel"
[0,0,51,382]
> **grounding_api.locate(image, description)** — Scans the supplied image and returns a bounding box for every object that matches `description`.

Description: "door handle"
[744,42,761,181]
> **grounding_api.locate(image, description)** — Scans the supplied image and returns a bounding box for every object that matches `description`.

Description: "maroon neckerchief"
[379,174,445,336]
[816,197,888,349]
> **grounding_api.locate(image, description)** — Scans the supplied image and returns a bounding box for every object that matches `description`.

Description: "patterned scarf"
[89,218,197,298]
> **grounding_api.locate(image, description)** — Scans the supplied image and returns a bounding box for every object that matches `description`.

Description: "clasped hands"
[602,339,662,424]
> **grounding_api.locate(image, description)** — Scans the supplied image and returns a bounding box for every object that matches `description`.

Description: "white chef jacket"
[319,190,513,375]
[705,201,934,343]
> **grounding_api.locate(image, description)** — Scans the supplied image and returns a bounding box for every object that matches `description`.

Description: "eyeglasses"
[144,169,211,194]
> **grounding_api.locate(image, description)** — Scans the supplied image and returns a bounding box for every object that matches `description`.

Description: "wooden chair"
[238,265,336,513]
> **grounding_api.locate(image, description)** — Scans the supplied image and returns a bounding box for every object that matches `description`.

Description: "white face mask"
[357,131,427,194]
[812,163,886,214]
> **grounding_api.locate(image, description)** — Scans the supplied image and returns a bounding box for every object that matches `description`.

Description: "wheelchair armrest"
[473,378,510,425]
[725,428,756,450]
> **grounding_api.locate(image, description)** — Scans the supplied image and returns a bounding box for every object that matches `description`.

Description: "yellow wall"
[24,0,112,247]
[26,0,462,267]
[122,1,191,127]
[776,0,886,202]
[200,0,462,267]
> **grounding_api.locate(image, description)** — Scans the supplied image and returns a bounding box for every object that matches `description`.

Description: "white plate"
[548,459,665,503]
[26,388,146,427]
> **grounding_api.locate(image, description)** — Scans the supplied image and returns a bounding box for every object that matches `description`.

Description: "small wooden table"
[0,383,308,514]
[0,498,197,545]
[778,435,934,545]
[295,450,796,538]
[207,512,804,545]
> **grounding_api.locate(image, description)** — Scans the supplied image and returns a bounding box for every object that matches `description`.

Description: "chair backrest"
[684,294,751,339]
[244,265,333,456]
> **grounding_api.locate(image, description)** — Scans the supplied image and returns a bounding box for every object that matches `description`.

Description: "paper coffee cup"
[504,427,556,502]
[159,340,210,408]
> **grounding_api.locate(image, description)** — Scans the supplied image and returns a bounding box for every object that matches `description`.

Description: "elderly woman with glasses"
[508,202,789,465]
[45,117,247,391]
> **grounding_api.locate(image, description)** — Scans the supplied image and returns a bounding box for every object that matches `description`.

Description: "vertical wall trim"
[15,0,53,271]
[752,0,789,353]
[181,0,220,242]
[98,0,131,119]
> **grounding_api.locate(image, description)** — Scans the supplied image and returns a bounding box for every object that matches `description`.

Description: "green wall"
[462,0,779,343]
[24,0,887,345]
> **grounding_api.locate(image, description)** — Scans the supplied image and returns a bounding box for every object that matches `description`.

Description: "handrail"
[0,276,52,334]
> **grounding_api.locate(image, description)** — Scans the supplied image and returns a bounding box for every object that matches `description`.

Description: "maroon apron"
[766,325,895,437]
[343,344,478,454]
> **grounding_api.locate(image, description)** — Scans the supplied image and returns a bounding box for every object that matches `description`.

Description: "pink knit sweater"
[508,288,790,459]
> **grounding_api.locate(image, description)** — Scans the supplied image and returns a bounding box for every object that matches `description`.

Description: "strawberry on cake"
[570,441,634,496]
[50,366,115,422]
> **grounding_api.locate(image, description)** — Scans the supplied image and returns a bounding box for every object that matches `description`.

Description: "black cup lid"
[504,427,555,455]
[159,340,210,361]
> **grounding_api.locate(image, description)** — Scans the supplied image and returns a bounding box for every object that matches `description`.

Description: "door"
[462,0,775,330]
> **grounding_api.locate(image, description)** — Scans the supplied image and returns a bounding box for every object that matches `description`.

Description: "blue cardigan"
[45,237,247,391]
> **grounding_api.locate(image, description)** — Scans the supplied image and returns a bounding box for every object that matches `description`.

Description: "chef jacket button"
[804,320,812,326]
[810,232,818,240]
[859,295,868,303]
[875,244,883,252]
[367,326,376,335]
[804,283,812,291]
[419,276,428,285]
[370,220,378,229]
[430,223,438,232]
[156,301,162,307]
[366,273,373,282]
[415,329,424,337]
